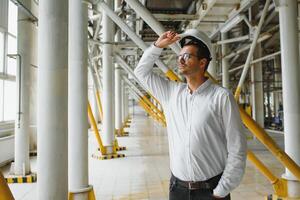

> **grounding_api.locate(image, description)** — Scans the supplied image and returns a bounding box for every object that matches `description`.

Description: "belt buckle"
[188,182,197,190]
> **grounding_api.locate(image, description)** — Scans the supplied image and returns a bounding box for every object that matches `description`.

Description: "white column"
[14,0,32,175]
[221,32,229,88]
[124,88,129,119]
[37,0,68,199]
[115,0,122,134]
[279,0,300,197]
[69,1,89,200]
[115,67,122,133]
[121,79,126,123]
[101,0,115,152]
[250,44,264,127]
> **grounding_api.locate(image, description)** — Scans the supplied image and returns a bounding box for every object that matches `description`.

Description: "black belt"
[171,173,222,190]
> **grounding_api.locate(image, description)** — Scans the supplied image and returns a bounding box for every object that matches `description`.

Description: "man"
[134,29,247,200]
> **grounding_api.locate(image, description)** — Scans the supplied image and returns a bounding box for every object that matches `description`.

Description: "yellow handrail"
[95,91,103,121]
[0,172,14,200]
[88,102,106,155]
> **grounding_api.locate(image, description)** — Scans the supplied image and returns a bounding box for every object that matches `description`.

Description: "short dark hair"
[180,36,212,71]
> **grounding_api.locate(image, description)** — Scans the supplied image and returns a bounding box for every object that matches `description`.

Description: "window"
[7,34,17,75]
[0,80,3,121]
[7,56,16,75]
[0,31,4,73]
[3,80,16,121]
[0,0,18,122]
[8,1,17,36]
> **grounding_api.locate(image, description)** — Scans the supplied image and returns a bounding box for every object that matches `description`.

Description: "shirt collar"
[186,79,212,95]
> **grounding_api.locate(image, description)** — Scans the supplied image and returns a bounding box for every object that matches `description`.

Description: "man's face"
[177,45,207,77]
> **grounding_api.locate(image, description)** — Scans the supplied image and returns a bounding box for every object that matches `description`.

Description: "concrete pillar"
[37,0,68,199]
[115,0,122,134]
[221,32,229,88]
[250,44,264,127]
[14,0,32,175]
[68,1,89,200]
[121,79,126,123]
[279,0,300,196]
[101,0,115,152]
[115,67,122,133]
[124,86,129,119]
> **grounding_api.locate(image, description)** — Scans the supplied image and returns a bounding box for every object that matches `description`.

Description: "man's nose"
[179,57,186,64]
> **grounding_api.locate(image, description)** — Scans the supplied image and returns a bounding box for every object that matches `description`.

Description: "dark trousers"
[169,174,231,200]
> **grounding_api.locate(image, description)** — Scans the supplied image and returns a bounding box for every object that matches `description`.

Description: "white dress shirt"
[134,45,247,197]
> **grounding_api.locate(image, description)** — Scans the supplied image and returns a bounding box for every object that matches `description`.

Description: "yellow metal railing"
[95,91,103,122]
[0,172,14,200]
[87,102,107,155]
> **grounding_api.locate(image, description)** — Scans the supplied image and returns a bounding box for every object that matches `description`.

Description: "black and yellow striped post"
[5,173,37,184]
[68,185,96,200]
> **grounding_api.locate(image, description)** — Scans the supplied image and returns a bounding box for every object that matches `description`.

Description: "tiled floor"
[2,106,287,200]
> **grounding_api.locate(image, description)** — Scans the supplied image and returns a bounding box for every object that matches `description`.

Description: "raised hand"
[154,31,181,48]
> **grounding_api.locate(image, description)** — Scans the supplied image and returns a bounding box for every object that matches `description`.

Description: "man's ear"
[199,58,208,71]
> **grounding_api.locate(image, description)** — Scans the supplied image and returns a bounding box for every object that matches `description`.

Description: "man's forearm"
[134,44,163,82]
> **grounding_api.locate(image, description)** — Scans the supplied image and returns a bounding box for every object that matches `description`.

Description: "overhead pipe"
[124,0,181,54]
[223,33,271,59]
[234,0,272,99]
[218,51,281,76]
[221,33,229,88]
[216,35,249,45]
[97,0,181,82]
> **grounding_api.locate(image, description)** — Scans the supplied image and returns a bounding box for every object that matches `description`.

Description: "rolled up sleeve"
[134,45,173,104]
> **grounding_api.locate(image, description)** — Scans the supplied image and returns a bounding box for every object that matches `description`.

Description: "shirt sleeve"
[213,92,247,197]
[134,44,173,104]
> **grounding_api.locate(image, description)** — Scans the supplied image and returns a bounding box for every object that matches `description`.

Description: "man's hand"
[154,31,181,48]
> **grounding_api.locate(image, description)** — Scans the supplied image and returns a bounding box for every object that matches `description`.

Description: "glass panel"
[0,80,3,121]
[8,1,17,36]
[3,80,16,121]
[7,35,16,54]
[7,57,16,75]
[0,31,4,73]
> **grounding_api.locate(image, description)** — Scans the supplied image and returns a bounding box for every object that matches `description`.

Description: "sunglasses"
[176,53,199,62]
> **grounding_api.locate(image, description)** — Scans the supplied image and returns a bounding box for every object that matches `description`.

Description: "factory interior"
[0,0,300,199]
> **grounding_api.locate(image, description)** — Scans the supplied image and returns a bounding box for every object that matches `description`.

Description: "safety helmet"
[178,29,212,60]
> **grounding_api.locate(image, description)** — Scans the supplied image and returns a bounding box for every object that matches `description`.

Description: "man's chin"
[178,70,187,75]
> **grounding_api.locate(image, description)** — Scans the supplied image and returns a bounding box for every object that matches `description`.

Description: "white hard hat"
[178,29,212,59]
